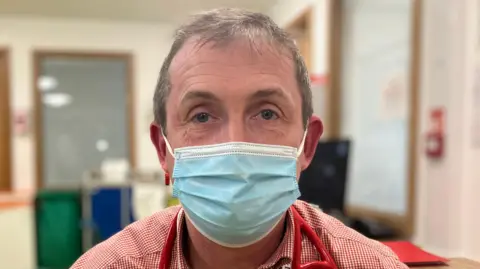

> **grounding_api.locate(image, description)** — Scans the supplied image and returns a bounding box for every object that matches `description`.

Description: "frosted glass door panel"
[341,0,413,215]
[39,56,130,187]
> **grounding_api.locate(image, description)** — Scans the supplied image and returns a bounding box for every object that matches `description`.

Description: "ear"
[301,115,323,170]
[150,122,168,172]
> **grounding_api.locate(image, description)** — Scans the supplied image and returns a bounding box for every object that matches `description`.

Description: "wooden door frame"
[329,0,422,237]
[326,0,343,139]
[0,48,12,192]
[33,50,136,189]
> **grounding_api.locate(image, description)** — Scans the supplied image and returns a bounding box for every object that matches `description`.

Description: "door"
[340,0,413,215]
[34,52,135,188]
[0,50,12,191]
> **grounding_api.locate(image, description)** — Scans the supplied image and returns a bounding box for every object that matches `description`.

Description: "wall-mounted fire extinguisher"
[425,107,445,159]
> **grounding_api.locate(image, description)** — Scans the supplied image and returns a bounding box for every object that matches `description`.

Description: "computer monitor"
[298,140,350,214]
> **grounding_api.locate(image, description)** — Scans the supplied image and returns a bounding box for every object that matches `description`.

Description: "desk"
[416,258,480,268]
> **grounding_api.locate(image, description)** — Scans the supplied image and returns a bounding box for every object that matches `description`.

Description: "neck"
[185,215,286,269]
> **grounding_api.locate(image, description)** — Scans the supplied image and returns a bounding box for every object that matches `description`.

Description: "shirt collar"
[173,207,295,268]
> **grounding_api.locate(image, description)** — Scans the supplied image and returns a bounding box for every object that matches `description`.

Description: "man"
[71,8,407,269]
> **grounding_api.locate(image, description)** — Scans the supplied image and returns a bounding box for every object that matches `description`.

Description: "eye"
[192,112,211,123]
[258,109,278,120]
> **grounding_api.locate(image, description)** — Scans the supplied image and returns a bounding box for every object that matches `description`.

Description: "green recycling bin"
[35,190,83,269]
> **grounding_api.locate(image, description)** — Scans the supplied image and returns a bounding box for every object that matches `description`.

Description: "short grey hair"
[153,8,312,133]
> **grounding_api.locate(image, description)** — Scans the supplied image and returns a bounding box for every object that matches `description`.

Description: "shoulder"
[70,206,181,269]
[293,200,407,269]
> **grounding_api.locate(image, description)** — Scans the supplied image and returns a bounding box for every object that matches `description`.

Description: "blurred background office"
[0,0,479,268]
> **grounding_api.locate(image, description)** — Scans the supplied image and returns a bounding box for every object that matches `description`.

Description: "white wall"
[0,16,174,191]
[414,0,480,260]
[267,0,329,74]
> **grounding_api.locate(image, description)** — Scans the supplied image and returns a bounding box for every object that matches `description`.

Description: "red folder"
[382,241,449,266]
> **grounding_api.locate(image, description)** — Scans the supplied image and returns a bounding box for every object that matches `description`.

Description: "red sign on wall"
[310,74,327,86]
[13,110,29,136]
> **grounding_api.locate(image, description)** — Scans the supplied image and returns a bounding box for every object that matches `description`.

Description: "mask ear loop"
[162,132,174,157]
[296,128,309,159]
[162,132,175,185]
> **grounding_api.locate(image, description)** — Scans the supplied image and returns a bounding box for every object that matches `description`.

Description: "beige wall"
[0,16,174,191]
[0,206,35,269]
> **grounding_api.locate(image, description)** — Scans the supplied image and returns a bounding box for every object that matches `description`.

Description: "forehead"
[168,38,298,92]
[171,38,292,66]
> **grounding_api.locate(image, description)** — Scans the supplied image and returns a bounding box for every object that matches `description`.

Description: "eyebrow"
[180,88,288,105]
[247,88,289,102]
[180,90,221,104]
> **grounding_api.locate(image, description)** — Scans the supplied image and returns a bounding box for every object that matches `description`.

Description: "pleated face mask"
[164,132,306,248]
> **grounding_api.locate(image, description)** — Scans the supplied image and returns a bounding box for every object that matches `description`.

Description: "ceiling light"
[42,93,73,108]
[96,139,109,152]
[38,76,58,91]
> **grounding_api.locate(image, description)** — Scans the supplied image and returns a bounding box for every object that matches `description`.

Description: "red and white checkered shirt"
[71,200,407,269]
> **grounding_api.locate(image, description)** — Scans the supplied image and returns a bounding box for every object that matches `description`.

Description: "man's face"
[151,39,323,178]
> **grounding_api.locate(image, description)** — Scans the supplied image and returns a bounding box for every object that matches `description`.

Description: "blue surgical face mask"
[164,132,307,248]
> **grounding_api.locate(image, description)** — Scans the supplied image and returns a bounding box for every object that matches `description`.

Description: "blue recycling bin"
[90,187,135,242]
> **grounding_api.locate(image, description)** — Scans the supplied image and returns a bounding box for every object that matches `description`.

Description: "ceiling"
[0,0,278,23]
